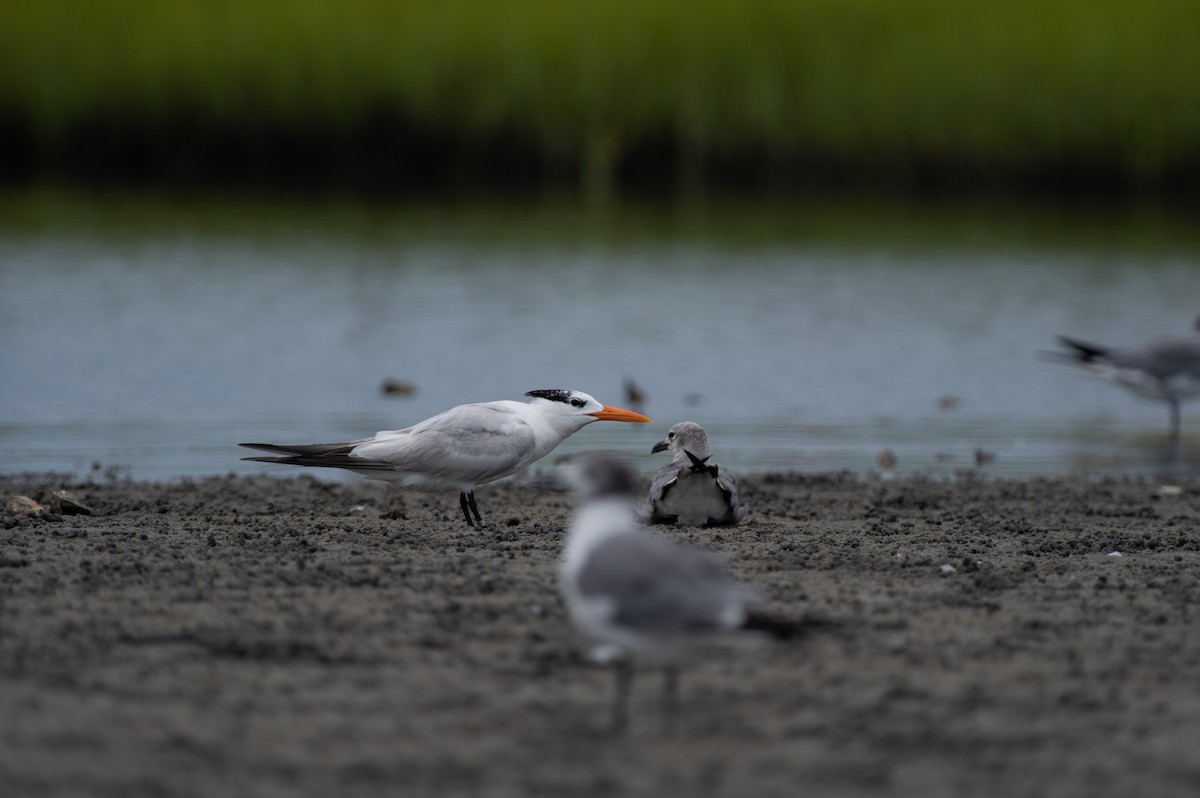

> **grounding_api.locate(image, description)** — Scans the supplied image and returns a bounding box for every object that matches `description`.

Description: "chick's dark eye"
[571,398,585,407]
[668,432,675,439]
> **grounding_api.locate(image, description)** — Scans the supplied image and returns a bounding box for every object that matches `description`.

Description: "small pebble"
[50,490,92,516]
[939,563,957,575]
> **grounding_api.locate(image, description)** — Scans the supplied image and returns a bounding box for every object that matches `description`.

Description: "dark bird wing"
[1056,336,1110,363]
[238,441,395,471]
[643,462,683,522]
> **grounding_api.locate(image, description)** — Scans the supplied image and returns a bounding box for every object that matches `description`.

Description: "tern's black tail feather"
[741,611,839,641]
[1057,336,1111,363]
[239,442,391,471]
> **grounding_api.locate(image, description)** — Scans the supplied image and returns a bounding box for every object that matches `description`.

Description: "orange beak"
[588,405,651,423]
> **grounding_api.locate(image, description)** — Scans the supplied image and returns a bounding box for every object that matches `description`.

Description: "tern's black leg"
[458,492,476,527]
[661,665,680,736]
[466,490,483,526]
[611,659,634,734]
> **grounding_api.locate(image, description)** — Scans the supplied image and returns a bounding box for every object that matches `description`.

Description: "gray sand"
[2,471,1199,797]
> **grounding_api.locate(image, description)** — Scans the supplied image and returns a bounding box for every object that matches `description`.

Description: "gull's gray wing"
[577,532,753,633]
[713,464,747,523]
[643,462,683,522]
[350,402,537,483]
[1107,337,1200,379]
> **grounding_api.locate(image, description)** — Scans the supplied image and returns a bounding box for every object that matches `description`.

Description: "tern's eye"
[571,398,586,408]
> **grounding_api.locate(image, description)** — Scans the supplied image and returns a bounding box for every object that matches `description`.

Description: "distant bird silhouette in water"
[1051,316,1200,444]
[644,422,746,526]
[937,394,959,412]
[381,378,417,397]
[622,378,647,413]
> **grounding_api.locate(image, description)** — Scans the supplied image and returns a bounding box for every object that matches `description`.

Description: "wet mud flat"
[2,471,1199,798]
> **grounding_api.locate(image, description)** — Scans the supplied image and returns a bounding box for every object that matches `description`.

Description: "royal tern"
[1053,318,1200,443]
[559,454,809,733]
[644,422,746,526]
[240,389,650,527]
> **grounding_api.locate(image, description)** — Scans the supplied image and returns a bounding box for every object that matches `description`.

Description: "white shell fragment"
[939,563,958,575]
[588,644,625,665]
[1106,551,1123,558]
[6,496,43,517]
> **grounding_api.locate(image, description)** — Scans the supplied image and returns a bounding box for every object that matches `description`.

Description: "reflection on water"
[2,189,1200,481]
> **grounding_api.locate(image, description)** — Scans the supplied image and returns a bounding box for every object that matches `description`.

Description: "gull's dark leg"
[1168,399,1181,445]
[661,665,680,736]
[466,490,483,526]
[458,492,476,527]
[611,659,634,734]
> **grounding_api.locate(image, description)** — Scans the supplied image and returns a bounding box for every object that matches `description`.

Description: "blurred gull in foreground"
[241,389,649,527]
[1052,317,1200,444]
[644,422,746,526]
[559,454,815,733]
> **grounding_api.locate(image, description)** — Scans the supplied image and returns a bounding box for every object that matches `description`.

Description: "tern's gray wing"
[350,403,538,483]
[1107,338,1200,379]
[577,532,753,633]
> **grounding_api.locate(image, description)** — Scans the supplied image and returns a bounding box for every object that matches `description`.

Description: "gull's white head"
[651,421,712,461]
[525,389,651,431]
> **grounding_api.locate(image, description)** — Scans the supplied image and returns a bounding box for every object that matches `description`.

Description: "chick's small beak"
[651,440,670,453]
[589,405,651,423]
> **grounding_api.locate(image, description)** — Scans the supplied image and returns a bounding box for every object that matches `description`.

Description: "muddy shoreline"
[2,471,1198,797]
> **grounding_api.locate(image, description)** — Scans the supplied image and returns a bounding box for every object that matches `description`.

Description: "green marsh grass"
[2,0,1199,192]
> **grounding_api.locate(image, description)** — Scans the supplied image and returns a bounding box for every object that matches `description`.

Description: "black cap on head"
[526,389,576,404]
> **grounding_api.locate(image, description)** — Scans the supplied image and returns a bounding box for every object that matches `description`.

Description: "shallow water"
[3,189,1200,481]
